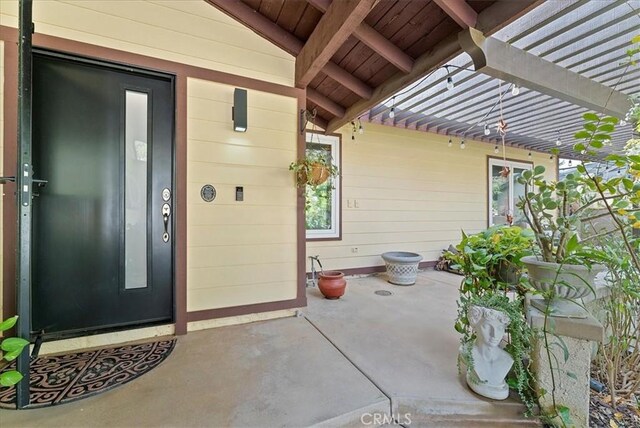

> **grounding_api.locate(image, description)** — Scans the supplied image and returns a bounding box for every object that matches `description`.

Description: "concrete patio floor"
[0,270,539,427]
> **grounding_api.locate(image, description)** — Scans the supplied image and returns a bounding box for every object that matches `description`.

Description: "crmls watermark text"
[360,412,412,426]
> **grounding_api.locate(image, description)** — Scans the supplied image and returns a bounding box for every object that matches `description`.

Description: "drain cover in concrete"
[374,290,392,296]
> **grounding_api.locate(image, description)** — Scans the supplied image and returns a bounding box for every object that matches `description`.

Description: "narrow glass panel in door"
[125,91,149,290]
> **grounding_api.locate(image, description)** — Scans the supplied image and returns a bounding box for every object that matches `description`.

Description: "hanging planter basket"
[290,157,339,189]
[298,163,330,186]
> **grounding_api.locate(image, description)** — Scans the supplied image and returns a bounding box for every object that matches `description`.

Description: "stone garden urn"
[381,252,423,285]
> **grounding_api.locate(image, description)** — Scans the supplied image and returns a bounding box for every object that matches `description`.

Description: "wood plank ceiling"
[205,0,541,133]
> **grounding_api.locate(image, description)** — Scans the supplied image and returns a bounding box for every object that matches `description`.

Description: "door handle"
[162,203,170,242]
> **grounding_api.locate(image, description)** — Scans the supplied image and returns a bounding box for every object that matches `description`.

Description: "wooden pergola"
[206,0,542,133]
[206,0,636,158]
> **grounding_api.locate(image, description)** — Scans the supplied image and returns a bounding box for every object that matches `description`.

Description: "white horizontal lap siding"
[307,122,556,272]
[0,0,294,85]
[187,79,297,312]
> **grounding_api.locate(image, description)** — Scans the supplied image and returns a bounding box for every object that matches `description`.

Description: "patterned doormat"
[0,338,176,409]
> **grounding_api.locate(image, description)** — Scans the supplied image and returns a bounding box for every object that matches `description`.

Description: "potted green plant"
[516,164,609,318]
[289,151,339,189]
[446,225,534,301]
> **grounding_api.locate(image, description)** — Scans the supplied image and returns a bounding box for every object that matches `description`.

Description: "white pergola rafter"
[459,27,632,119]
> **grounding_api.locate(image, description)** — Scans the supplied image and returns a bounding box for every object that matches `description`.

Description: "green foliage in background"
[0,316,29,387]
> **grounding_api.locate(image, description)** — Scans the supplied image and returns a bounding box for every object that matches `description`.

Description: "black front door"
[31,52,174,337]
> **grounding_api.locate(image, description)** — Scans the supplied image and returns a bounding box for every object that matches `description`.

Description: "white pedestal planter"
[381,252,423,285]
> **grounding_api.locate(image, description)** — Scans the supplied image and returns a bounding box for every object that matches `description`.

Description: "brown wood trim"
[1,25,306,330]
[186,297,305,323]
[2,40,18,322]
[305,128,343,242]
[486,155,533,229]
[296,93,308,308]
[332,260,437,277]
[486,155,534,166]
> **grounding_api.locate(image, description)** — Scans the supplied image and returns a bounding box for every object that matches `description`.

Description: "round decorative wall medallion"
[200,185,216,202]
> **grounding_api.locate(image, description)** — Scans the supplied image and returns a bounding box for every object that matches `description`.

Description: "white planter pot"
[381,252,423,285]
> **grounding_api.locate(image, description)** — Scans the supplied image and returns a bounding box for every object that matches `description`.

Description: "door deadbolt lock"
[162,203,171,242]
[162,188,171,201]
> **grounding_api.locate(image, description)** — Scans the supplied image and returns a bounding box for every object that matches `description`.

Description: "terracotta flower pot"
[318,271,346,299]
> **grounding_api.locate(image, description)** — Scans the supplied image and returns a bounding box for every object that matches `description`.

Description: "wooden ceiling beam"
[205,0,373,99]
[307,0,414,73]
[433,0,477,29]
[296,0,377,88]
[307,88,346,118]
[325,33,461,133]
[323,61,373,99]
[324,0,543,134]
[204,0,303,55]
[309,115,329,131]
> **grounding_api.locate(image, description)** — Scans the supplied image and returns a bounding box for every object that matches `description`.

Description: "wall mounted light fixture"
[233,88,247,132]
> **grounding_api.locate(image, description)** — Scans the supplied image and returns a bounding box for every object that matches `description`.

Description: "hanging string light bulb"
[484,124,490,136]
[389,96,396,119]
[494,145,499,154]
[358,118,364,134]
[528,151,532,159]
[445,66,454,91]
[351,121,356,141]
[555,130,562,146]
[448,138,452,148]
[460,139,466,149]
[511,84,520,96]
[568,159,573,166]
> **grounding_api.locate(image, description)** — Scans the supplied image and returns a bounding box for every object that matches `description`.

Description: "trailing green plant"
[446,226,534,306]
[288,150,339,190]
[536,296,576,428]
[458,293,536,415]
[0,316,29,387]
[449,226,537,415]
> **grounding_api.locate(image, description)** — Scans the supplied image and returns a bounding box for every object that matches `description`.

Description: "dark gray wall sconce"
[233,88,247,132]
